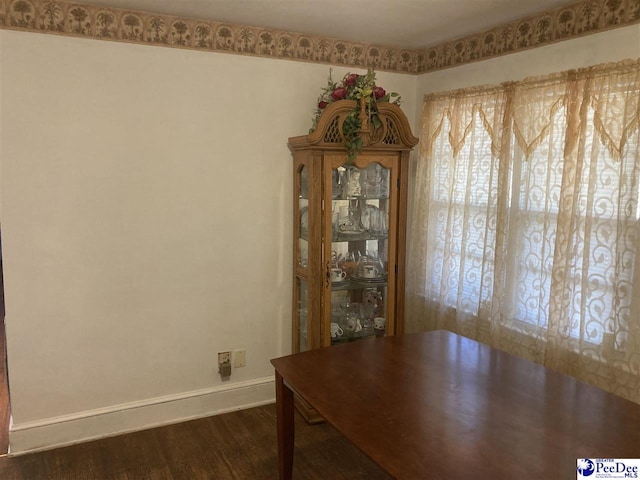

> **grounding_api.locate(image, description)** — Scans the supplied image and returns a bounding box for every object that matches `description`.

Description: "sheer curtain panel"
[407,59,640,403]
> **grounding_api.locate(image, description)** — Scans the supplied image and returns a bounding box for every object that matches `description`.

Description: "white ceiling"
[77,0,577,49]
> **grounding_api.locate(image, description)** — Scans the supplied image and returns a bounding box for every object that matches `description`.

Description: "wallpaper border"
[0,0,638,74]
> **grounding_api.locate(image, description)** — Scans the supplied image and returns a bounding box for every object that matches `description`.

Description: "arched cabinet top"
[288,100,419,152]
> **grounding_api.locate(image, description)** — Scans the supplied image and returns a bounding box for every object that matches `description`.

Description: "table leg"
[275,370,294,480]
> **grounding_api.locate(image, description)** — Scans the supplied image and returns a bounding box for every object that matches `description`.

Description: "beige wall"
[0,30,417,453]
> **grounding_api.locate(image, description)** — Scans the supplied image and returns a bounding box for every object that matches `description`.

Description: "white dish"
[299,206,308,233]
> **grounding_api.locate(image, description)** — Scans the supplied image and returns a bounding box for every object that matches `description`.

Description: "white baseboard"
[8,376,275,456]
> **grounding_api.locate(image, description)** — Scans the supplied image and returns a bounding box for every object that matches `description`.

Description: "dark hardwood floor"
[0,403,390,479]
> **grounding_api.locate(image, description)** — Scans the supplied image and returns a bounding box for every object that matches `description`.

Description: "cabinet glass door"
[294,162,310,353]
[297,278,309,352]
[298,164,309,268]
[324,155,397,345]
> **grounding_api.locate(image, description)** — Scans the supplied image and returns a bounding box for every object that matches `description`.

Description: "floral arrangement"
[311,69,401,162]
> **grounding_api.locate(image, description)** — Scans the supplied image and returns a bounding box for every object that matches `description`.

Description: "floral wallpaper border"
[0,0,638,74]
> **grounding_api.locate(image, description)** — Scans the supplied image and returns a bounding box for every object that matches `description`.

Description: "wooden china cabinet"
[289,99,418,422]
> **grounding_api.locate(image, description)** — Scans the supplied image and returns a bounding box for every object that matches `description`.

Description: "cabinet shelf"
[300,232,389,242]
[332,233,388,242]
[299,195,390,201]
[331,279,387,291]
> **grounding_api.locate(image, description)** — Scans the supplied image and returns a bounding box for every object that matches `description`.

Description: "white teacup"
[330,322,344,338]
[373,317,386,330]
[331,268,347,283]
[345,316,362,333]
[362,265,379,278]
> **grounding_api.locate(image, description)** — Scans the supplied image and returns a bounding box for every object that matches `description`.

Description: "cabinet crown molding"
[289,100,418,152]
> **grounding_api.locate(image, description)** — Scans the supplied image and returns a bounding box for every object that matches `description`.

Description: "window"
[408,60,640,403]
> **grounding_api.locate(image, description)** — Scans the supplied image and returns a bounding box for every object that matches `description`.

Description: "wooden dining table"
[271,330,640,479]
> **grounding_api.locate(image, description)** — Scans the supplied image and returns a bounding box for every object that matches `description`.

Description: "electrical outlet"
[218,351,231,365]
[218,351,231,377]
[234,349,246,368]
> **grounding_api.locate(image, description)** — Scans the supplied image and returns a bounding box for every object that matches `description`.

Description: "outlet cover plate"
[234,349,246,368]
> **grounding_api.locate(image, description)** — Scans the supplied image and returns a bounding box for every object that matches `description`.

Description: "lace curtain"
[406,59,640,403]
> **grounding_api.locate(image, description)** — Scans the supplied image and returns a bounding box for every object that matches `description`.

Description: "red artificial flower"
[344,74,359,86]
[318,100,328,109]
[373,86,386,99]
[331,87,348,101]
